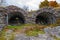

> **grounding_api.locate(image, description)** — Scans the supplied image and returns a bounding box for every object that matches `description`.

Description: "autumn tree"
[39,0,59,8]
[49,1,59,7]
[39,0,49,8]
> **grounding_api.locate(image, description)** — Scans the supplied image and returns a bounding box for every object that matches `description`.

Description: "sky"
[5,0,60,11]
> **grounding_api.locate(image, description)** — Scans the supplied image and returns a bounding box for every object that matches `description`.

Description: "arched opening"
[8,12,25,25]
[35,12,56,25]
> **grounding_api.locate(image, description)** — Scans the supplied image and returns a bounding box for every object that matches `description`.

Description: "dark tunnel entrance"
[8,12,25,25]
[35,12,56,25]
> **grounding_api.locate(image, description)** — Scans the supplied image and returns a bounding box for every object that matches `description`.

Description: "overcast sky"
[5,0,60,11]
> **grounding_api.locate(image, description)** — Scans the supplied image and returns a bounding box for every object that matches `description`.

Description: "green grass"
[6,24,36,29]
[26,31,38,36]
[26,30,45,36]
[7,25,24,29]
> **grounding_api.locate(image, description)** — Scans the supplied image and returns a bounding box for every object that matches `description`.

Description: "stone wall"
[30,7,56,24]
[0,7,7,31]
[0,5,59,27]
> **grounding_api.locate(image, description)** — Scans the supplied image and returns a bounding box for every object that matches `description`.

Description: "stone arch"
[6,5,28,25]
[33,7,56,25]
[8,12,25,25]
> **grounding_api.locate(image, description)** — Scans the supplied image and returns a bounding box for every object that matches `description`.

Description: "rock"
[0,27,3,31]
[44,27,52,34]
[44,26,60,38]
[38,33,54,40]
[14,34,30,40]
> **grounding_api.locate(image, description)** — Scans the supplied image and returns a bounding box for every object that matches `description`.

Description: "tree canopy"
[49,1,59,7]
[39,0,59,8]
[39,0,49,8]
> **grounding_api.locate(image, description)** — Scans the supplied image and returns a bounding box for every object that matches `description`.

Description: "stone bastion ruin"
[0,5,60,29]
